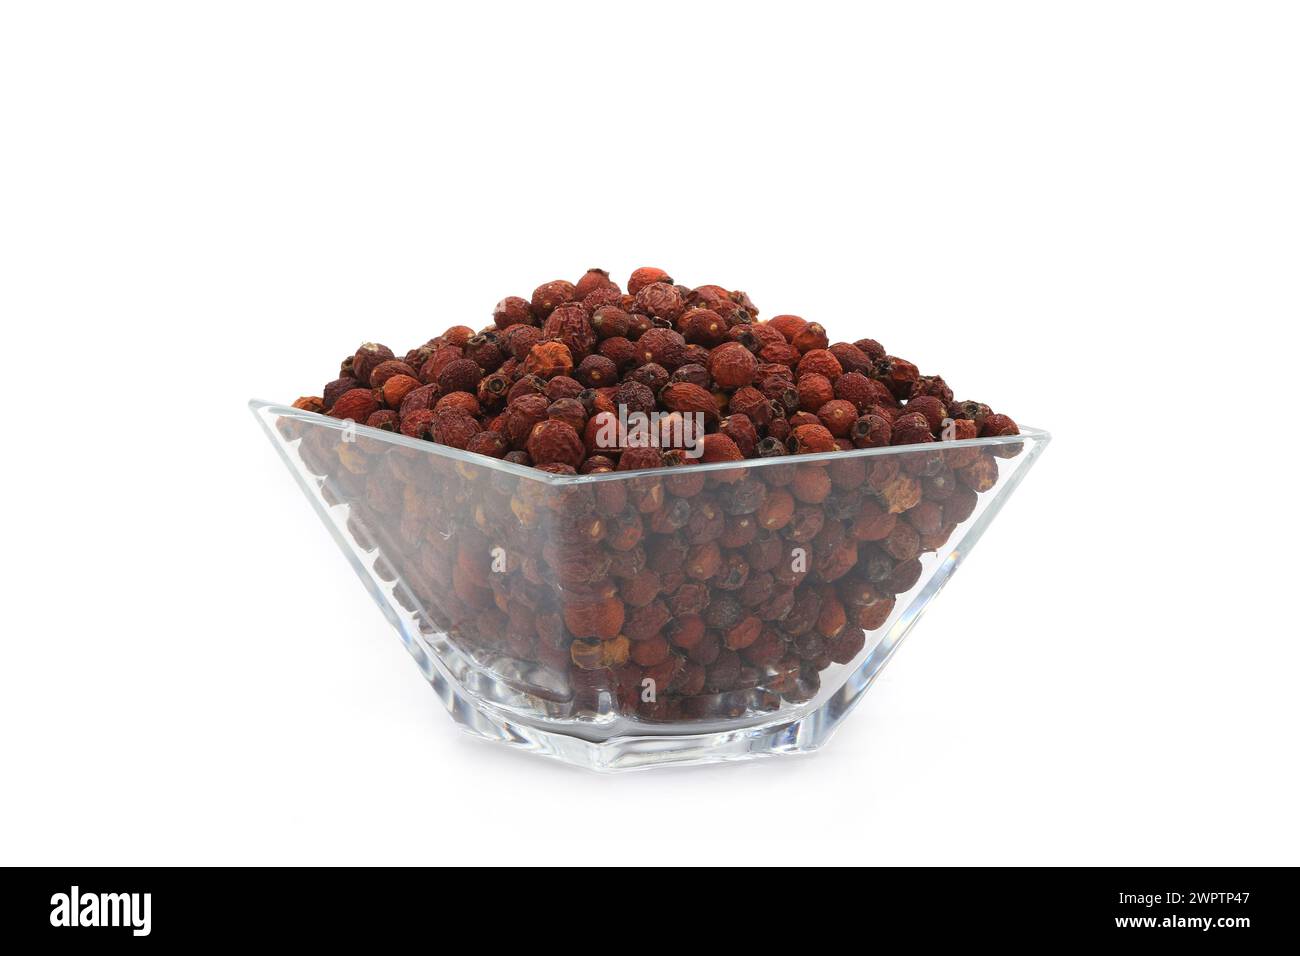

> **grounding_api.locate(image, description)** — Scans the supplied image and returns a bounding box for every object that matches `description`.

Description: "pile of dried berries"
[288,267,1021,722]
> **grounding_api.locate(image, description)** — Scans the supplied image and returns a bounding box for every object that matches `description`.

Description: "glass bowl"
[252,399,1049,771]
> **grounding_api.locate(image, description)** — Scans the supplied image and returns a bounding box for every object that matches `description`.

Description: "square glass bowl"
[252,400,1048,771]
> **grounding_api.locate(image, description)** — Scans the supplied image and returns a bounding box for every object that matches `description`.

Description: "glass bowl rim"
[250,398,1050,485]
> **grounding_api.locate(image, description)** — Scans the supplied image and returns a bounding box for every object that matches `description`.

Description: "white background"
[2,1,1297,865]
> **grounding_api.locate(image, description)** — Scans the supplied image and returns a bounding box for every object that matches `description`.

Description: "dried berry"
[790,423,836,454]
[768,314,808,342]
[791,322,829,353]
[531,279,576,319]
[381,374,421,408]
[904,395,947,433]
[835,372,894,412]
[368,359,417,389]
[526,420,585,468]
[828,342,873,376]
[796,349,843,380]
[796,373,834,413]
[522,340,574,379]
[352,343,395,384]
[436,358,483,396]
[493,295,535,329]
[633,282,686,323]
[678,307,728,346]
[575,354,617,388]
[816,400,858,438]
[628,266,673,295]
[323,377,360,410]
[890,412,935,446]
[708,342,758,389]
[429,410,481,449]
[329,388,380,422]
[875,355,920,399]
[850,414,892,449]
[981,413,1019,438]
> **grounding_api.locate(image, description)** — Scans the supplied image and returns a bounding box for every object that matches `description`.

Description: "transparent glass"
[252,400,1049,771]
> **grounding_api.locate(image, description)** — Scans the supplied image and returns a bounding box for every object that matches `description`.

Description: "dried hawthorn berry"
[796,349,843,380]
[527,421,590,468]
[728,385,771,426]
[575,268,616,299]
[575,354,617,388]
[981,413,1019,438]
[611,379,655,418]
[399,408,435,438]
[835,372,894,412]
[633,282,686,323]
[441,326,476,348]
[828,342,873,376]
[768,314,808,342]
[791,322,829,353]
[625,313,652,340]
[429,410,481,449]
[720,414,758,457]
[597,336,638,371]
[951,400,992,428]
[618,447,664,471]
[817,400,858,438]
[368,359,417,389]
[790,423,836,454]
[708,342,758,388]
[628,362,670,393]
[506,373,547,404]
[791,465,832,503]
[904,395,947,433]
[959,454,999,492]
[879,474,922,513]
[759,340,801,368]
[464,334,506,372]
[591,306,631,340]
[493,295,535,329]
[531,279,576,319]
[436,358,482,395]
[352,343,395,384]
[546,397,587,432]
[502,325,544,362]
[542,303,597,357]
[911,374,954,404]
[875,355,920,399]
[699,433,744,464]
[435,391,481,416]
[635,327,687,369]
[465,430,508,458]
[523,341,574,379]
[628,266,673,295]
[678,307,727,346]
[545,375,583,401]
[330,388,380,422]
[323,376,360,410]
[381,374,421,408]
[850,413,892,448]
[891,412,935,446]
[796,373,834,413]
